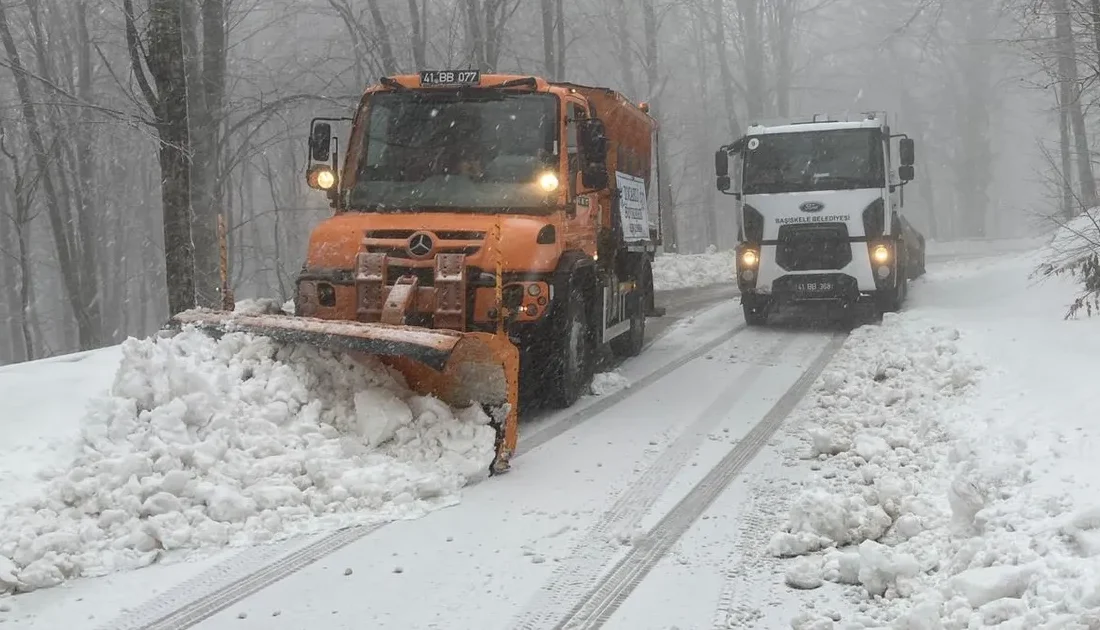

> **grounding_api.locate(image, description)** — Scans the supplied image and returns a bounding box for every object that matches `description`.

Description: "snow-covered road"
[97,303,844,630]
[3,231,1097,630]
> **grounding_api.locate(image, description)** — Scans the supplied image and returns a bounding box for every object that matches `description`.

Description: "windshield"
[742,129,884,194]
[348,91,560,212]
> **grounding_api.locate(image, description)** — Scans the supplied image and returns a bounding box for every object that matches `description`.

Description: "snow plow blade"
[167,310,519,474]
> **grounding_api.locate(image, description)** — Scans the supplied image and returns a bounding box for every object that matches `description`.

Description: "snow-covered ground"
[0,326,496,594]
[925,235,1050,260]
[2,233,1096,629]
[652,246,735,291]
[758,233,1100,627]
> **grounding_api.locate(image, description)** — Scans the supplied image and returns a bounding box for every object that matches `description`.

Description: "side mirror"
[715,149,729,177]
[899,138,914,167]
[310,122,333,162]
[717,175,731,191]
[899,165,914,182]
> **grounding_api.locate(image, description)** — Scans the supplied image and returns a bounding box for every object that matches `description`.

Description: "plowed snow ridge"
[0,327,496,594]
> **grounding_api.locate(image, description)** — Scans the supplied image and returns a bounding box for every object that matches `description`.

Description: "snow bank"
[769,314,982,595]
[0,328,496,594]
[651,246,735,291]
[772,250,1100,628]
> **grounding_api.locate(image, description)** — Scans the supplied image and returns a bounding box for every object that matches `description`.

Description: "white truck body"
[715,114,925,324]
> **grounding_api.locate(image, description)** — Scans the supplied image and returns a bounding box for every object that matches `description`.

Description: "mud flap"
[167,310,520,474]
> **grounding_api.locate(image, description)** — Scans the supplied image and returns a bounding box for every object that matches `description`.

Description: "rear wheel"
[544,281,594,408]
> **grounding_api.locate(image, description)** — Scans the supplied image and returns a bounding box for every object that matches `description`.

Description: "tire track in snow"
[546,332,847,630]
[509,330,800,630]
[712,481,789,629]
[518,322,747,455]
[101,523,385,630]
[108,301,744,630]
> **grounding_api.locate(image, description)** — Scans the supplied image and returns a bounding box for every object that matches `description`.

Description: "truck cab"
[715,113,925,325]
[298,71,663,408]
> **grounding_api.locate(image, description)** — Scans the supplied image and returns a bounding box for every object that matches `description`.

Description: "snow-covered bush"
[1034,209,1100,318]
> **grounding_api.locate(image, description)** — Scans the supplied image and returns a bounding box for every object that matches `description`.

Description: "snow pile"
[589,370,631,396]
[770,313,989,625]
[652,245,735,291]
[0,328,497,594]
[231,297,295,316]
[1035,210,1100,318]
[773,248,1100,629]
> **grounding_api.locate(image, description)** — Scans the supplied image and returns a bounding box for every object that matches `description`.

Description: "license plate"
[794,281,834,294]
[420,70,481,86]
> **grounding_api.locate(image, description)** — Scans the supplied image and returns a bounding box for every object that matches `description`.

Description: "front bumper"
[294,253,553,334]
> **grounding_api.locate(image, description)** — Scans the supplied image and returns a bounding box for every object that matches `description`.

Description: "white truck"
[714,113,926,325]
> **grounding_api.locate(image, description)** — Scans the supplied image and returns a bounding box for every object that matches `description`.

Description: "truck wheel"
[545,282,594,408]
[611,262,649,358]
[742,296,769,326]
[910,237,926,279]
[880,254,908,313]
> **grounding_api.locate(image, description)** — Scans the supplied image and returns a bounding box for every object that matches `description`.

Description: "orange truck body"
[172,72,665,475]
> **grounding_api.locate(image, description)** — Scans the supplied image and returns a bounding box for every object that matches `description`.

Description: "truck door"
[564,99,598,257]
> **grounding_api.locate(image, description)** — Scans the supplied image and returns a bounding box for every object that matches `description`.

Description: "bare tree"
[124,0,197,316]
[1052,0,1098,209]
[0,0,104,349]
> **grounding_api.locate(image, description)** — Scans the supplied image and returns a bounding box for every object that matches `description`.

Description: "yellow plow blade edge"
[168,310,519,474]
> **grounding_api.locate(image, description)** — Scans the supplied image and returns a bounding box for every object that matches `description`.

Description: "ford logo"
[799,201,825,213]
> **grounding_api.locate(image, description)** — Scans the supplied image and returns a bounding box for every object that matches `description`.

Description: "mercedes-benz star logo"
[406,232,434,258]
[799,201,825,213]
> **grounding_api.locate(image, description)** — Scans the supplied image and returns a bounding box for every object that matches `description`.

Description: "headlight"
[740,249,759,267]
[872,244,890,264]
[537,171,559,192]
[308,165,337,190]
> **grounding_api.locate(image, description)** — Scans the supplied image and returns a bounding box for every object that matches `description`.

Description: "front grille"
[366,244,482,258]
[365,229,486,240]
[363,229,485,259]
[775,223,852,271]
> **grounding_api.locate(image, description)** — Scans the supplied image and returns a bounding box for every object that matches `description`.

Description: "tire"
[879,249,908,313]
[912,237,927,278]
[544,281,594,408]
[742,296,769,326]
[611,262,649,358]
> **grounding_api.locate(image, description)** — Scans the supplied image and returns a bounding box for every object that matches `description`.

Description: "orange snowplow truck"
[171,71,666,474]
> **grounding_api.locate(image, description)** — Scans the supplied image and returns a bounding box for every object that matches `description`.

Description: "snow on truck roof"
[747,119,886,135]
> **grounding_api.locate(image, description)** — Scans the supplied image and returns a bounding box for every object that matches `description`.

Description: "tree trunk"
[710,0,742,138]
[768,0,794,117]
[611,0,639,98]
[0,187,30,363]
[365,0,397,74]
[129,0,198,315]
[464,0,486,69]
[407,0,426,68]
[541,0,555,78]
[1058,86,1075,218]
[554,0,565,79]
[73,0,106,344]
[1053,0,1098,209]
[737,0,766,120]
[642,0,678,252]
